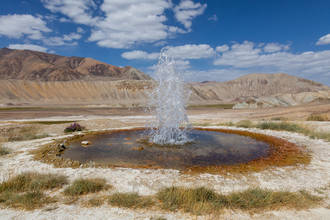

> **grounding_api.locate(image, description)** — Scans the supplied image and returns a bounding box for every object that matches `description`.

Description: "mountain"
[0,48,328,108]
[0,48,151,81]
[188,73,329,104]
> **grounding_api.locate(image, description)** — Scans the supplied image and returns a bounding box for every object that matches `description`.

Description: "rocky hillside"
[189,73,329,103]
[0,48,151,81]
[0,48,328,108]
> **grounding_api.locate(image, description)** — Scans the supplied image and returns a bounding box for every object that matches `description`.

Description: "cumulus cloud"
[316,34,330,45]
[41,0,97,25]
[122,50,159,60]
[213,41,330,83]
[174,0,207,30]
[41,0,204,49]
[216,44,229,52]
[0,14,50,40]
[122,44,215,61]
[8,44,48,52]
[263,43,289,53]
[43,32,81,46]
[167,44,215,59]
[88,0,172,48]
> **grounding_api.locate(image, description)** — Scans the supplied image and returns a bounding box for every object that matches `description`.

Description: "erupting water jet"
[148,49,191,145]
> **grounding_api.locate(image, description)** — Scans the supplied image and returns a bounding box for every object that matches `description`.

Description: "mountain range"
[0,48,329,108]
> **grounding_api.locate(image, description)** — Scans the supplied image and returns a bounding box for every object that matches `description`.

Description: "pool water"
[63,129,270,170]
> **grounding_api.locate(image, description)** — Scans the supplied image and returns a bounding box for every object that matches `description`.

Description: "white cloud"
[166,44,215,59]
[316,34,330,45]
[122,50,159,60]
[216,45,229,52]
[263,43,289,53]
[122,44,215,60]
[174,0,207,30]
[88,0,172,48]
[77,27,84,33]
[0,14,50,40]
[43,32,81,46]
[8,44,48,52]
[213,41,330,83]
[41,0,97,25]
[41,0,203,49]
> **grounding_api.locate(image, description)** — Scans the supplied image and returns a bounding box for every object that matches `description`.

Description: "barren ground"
[0,104,329,219]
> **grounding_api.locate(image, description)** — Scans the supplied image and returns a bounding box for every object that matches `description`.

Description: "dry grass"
[84,197,105,207]
[157,187,223,215]
[0,146,10,156]
[156,187,322,215]
[3,126,49,142]
[307,114,329,121]
[256,122,305,132]
[64,178,111,196]
[0,191,55,210]
[108,193,154,209]
[255,122,330,142]
[0,172,68,193]
[24,120,78,125]
[0,172,65,210]
[236,120,254,128]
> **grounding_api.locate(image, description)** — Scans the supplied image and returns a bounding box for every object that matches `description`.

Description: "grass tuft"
[227,188,321,210]
[157,187,225,214]
[157,187,322,214]
[0,146,10,156]
[4,126,49,141]
[256,122,305,132]
[108,192,154,209]
[0,172,68,193]
[85,197,105,207]
[236,120,254,128]
[307,114,329,121]
[0,191,55,210]
[64,178,110,196]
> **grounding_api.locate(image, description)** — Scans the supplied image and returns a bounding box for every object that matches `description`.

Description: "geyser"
[148,49,190,145]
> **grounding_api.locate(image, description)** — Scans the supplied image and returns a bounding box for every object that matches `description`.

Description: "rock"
[81,141,91,146]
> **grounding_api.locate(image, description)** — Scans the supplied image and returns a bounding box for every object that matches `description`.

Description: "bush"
[64,178,110,196]
[64,122,84,133]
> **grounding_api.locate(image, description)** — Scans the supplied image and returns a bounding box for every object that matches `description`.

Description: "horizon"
[0,0,330,85]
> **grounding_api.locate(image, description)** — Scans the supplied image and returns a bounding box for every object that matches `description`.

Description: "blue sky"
[1,0,330,84]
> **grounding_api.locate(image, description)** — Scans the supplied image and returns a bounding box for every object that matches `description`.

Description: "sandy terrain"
[0,107,329,219]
